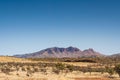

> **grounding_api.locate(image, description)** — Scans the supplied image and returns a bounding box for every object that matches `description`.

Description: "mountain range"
[14,46,103,58]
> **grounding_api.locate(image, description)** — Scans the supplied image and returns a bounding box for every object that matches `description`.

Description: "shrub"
[114,64,120,77]
[1,68,11,75]
[107,68,114,77]
[66,65,74,72]
[52,68,60,74]
[55,63,65,71]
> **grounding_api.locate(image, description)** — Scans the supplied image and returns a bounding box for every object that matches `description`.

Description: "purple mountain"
[14,46,103,58]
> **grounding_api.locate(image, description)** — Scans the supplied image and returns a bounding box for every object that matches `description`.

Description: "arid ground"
[0,56,120,80]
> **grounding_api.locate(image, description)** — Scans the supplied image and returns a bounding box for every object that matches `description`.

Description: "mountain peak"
[83,48,95,52]
[66,46,80,52]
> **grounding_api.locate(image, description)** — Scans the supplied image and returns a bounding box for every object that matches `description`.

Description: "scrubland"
[0,56,120,80]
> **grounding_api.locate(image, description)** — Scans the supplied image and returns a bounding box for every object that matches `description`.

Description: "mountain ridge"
[14,46,103,58]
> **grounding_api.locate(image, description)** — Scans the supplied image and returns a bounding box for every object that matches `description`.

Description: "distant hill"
[110,53,120,58]
[14,46,103,58]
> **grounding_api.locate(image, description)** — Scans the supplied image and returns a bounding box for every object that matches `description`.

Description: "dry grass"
[74,78,119,80]
[63,62,96,67]
[0,56,30,62]
[24,78,47,80]
[75,78,108,80]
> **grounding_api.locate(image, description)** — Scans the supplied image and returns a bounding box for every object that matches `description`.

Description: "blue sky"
[0,0,120,55]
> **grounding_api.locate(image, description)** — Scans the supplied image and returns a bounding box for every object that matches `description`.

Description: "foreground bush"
[114,64,120,77]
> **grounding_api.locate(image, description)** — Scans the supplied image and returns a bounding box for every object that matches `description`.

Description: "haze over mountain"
[14,46,103,58]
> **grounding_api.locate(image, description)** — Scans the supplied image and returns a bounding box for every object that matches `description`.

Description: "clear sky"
[0,0,120,55]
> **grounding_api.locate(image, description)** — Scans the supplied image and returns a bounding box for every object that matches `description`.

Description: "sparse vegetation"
[0,57,120,80]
